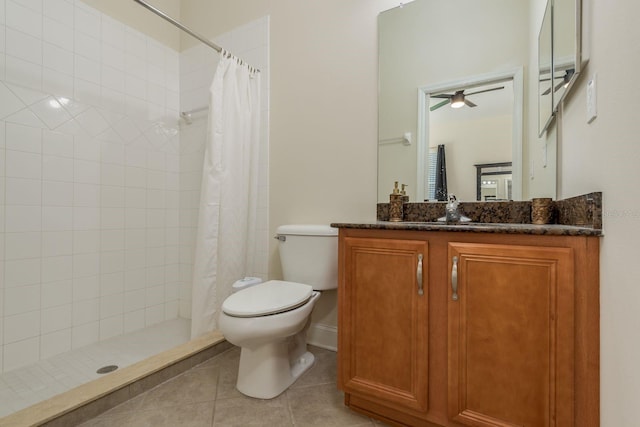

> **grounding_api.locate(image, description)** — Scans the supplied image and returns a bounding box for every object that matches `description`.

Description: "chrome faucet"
[437,194,472,223]
[445,195,461,222]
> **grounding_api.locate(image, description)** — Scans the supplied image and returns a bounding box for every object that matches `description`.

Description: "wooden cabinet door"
[339,237,429,414]
[447,243,574,427]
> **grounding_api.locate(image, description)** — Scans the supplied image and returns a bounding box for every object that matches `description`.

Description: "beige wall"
[556,0,640,424]
[79,0,181,50]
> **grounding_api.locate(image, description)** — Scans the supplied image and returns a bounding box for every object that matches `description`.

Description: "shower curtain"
[191,50,261,338]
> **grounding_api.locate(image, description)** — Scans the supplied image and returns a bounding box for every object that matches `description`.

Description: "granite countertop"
[354,192,604,236]
[330,221,603,236]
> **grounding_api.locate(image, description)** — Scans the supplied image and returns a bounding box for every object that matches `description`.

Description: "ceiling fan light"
[451,93,465,108]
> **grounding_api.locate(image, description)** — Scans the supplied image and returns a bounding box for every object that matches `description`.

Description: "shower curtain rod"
[132,0,223,53]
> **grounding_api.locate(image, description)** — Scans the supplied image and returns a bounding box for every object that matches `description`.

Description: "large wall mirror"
[378,0,571,203]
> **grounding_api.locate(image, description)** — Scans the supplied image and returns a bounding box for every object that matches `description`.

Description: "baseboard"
[307,322,337,351]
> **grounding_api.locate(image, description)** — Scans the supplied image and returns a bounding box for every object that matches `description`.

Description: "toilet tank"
[276,224,338,291]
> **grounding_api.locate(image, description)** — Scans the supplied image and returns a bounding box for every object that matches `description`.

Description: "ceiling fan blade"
[431,94,453,99]
[465,99,477,108]
[465,86,505,96]
[542,87,552,96]
[430,99,450,111]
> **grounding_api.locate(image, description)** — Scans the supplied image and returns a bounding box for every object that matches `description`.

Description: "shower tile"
[123,309,145,333]
[6,149,41,178]
[5,0,42,38]
[43,155,74,181]
[5,205,41,233]
[74,230,100,254]
[73,252,100,278]
[6,177,41,206]
[74,2,100,40]
[4,310,40,343]
[43,180,74,207]
[5,55,42,90]
[0,0,5,24]
[41,255,73,282]
[41,279,73,308]
[3,336,39,372]
[43,130,74,157]
[99,294,123,319]
[42,206,73,232]
[43,17,73,52]
[71,321,99,349]
[99,315,123,340]
[42,68,75,100]
[6,122,41,153]
[4,231,41,260]
[74,183,100,207]
[43,0,73,27]
[145,305,164,326]
[4,258,40,287]
[100,229,125,252]
[41,232,73,257]
[41,304,72,334]
[4,284,40,316]
[40,328,72,359]
[75,31,100,63]
[72,293,99,322]
[30,96,74,130]
[5,27,42,65]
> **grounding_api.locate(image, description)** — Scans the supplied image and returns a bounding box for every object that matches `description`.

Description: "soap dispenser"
[401,184,409,203]
[389,181,404,222]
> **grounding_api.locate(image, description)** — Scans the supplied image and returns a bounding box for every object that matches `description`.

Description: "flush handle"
[417,254,424,296]
[451,256,459,301]
[274,235,286,242]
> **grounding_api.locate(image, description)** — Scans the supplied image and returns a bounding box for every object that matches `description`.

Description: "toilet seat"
[222,280,313,318]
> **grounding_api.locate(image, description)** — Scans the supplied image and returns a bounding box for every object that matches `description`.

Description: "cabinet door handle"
[451,256,459,301]
[417,254,424,296]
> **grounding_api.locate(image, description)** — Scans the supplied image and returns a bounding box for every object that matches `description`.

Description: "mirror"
[378,0,579,202]
[553,0,582,110]
[538,0,554,135]
[378,0,531,203]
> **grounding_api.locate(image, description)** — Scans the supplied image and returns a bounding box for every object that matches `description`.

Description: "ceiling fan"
[541,68,575,96]
[430,86,505,111]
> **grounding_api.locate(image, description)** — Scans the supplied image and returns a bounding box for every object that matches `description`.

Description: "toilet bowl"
[219,281,321,399]
[218,224,338,399]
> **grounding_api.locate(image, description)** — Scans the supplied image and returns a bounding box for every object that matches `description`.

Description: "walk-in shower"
[0,0,269,419]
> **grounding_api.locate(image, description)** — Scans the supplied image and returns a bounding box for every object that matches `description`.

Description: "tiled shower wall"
[0,0,183,373]
[178,17,270,318]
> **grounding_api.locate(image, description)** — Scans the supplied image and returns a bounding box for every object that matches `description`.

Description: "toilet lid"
[222,280,314,317]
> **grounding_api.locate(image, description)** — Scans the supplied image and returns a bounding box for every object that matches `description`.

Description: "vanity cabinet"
[337,228,599,427]
[338,237,429,417]
[448,243,575,426]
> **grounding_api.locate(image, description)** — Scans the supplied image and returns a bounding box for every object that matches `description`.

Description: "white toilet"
[218,224,338,399]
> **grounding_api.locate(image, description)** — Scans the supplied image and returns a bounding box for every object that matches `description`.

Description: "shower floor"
[0,318,191,418]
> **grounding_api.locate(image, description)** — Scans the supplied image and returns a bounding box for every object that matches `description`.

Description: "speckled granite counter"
[335,192,603,236]
[330,221,602,236]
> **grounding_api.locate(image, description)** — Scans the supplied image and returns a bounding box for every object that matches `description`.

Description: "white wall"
[431,115,512,202]
[556,0,640,424]
[0,0,182,372]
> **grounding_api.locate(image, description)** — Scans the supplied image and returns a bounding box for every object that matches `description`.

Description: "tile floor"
[0,319,191,417]
[78,345,388,427]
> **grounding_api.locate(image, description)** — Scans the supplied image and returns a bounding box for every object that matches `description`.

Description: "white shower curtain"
[191,50,261,338]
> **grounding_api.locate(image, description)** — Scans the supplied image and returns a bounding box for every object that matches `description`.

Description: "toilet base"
[236,341,315,399]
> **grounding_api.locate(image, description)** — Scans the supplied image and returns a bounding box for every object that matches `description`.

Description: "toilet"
[218,224,338,399]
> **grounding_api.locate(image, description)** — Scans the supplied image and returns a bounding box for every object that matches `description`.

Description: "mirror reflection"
[538,0,554,135]
[378,0,555,203]
[553,0,582,110]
